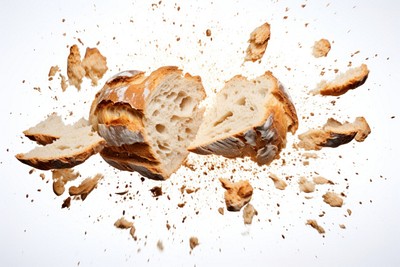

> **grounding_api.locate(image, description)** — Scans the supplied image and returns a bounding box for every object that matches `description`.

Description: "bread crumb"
[150,186,163,197]
[206,29,212,37]
[218,207,224,215]
[347,209,352,216]
[306,219,325,234]
[219,178,253,211]
[52,169,80,196]
[313,176,334,185]
[243,203,257,224]
[81,47,108,86]
[312,39,331,58]
[323,191,343,207]
[302,152,318,159]
[60,74,68,92]
[311,64,369,96]
[339,224,346,229]
[48,65,60,80]
[244,22,270,62]
[69,174,103,200]
[298,117,371,150]
[189,236,199,250]
[268,173,287,190]
[61,197,71,208]
[157,240,164,251]
[298,177,315,193]
[114,217,133,229]
[67,44,86,90]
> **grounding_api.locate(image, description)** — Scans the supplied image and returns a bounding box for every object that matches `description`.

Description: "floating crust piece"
[15,115,106,170]
[82,47,108,86]
[245,22,271,62]
[89,66,206,180]
[323,192,344,207]
[312,64,369,96]
[297,117,371,151]
[67,44,86,90]
[189,71,298,166]
[69,174,103,200]
[312,39,331,58]
[306,219,325,234]
[268,173,287,190]
[219,178,253,211]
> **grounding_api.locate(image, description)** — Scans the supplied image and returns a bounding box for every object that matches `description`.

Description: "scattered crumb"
[189,236,199,250]
[114,217,133,229]
[339,224,346,229]
[219,178,253,211]
[61,197,71,209]
[69,174,103,200]
[312,39,331,58]
[306,219,325,234]
[81,47,108,86]
[244,22,271,62]
[323,192,344,207]
[150,186,163,197]
[218,207,224,215]
[60,74,68,91]
[313,176,334,185]
[67,44,86,90]
[268,173,287,190]
[157,240,164,251]
[347,209,352,216]
[52,168,80,196]
[243,203,257,224]
[302,152,318,159]
[298,177,315,193]
[206,29,212,37]
[48,65,60,80]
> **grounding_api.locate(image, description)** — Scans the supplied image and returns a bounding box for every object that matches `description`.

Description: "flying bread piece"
[15,114,106,170]
[312,64,369,96]
[297,117,371,151]
[89,66,206,180]
[312,38,331,58]
[244,22,271,62]
[188,71,298,165]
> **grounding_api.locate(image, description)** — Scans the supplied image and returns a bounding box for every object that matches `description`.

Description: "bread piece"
[188,71,298,165]
[219,178,253,211]
[81,47,108,86]
[244,22,271,62]
[312,38,331,58]
[22,113,89,145]
[297,117,371,151]
[312,64,369,96]
[16,115,106,170]
[67,44,86,90]
[89,66,206,180]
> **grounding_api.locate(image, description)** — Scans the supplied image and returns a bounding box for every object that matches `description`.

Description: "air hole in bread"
[185,128,192,134]
[179,96,194,114]
[171,115,180,122]
[236,97,247,106]
[166,92,177,99]
[152,110,159,117]
[155,124,166,133]
[213,111,233,127]
[57,145,70,150]
[158,143,170,152]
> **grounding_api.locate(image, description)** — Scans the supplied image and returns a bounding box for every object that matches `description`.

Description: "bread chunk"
[89,66,206,180]
[219,178,253,211]
[67,45,86,90]
[244,22,271,62]
[189,71,298,165]
[312,64,369,96]
[82,47,108,86]
[16,115,106,170]
[298,117,371,150]
[312,38,331,58]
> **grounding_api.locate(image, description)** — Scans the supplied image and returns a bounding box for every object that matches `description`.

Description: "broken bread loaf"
[16,114,106,170]
[297,117,371,150]
[89,66,206,180]
[188,71,298,165]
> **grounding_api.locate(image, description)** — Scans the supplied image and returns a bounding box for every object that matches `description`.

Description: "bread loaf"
[16,114,106,170]
[188,71,298,165]
[89,66,206,180]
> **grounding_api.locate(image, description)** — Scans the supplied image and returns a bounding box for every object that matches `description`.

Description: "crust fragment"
[245,22,271,62]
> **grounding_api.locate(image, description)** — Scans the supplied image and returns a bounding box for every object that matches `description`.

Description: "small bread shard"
[81,47,108,86]
[68,174,103,200]
[243,203,257,224]
[297,117,371,151]
[219,178,253,211]
[67,44,86,90]
[312,64,369,96]
[312,39,331,58]
[15,114,106,170]
[52,168,80,196]
[189,71,298,166]
[244,22,271,62]
[298,176,315,193]
[323,191,344,207]
[268,173,287,190]
[306,219,325,234]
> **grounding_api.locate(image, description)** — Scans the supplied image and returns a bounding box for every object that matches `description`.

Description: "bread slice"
[188,71,298,165]
[297,117,371,150]
[89,66,206,180]
[244,22,271,62]
[23,113,88,145]
[312,64,369,96]
[16,115,106,170]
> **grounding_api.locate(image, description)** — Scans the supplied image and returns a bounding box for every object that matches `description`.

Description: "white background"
[1,0,399,266]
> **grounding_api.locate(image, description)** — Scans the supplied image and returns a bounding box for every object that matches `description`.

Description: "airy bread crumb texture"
[219,178,253,211]
[243,203,258,224]
[323,191,344,207]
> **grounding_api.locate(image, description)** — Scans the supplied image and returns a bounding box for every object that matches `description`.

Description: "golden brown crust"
[23,133,58,145]
[15,140,106,170]
[188,71,298,166]
[245,22,271,62]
